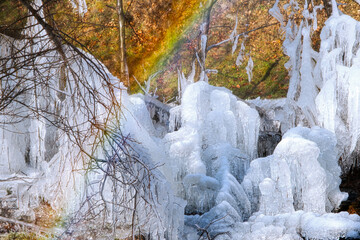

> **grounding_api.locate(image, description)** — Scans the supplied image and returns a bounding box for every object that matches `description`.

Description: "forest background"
[1,0,360,102]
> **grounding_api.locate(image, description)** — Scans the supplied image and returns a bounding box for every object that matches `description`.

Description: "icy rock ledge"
[163,81,359,239]
[183,126,359,239]
[258,127,348,215]
[235,211,360,240]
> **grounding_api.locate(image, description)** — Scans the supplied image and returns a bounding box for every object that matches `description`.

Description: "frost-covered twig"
[0,216,62,235]
[134,71,161,97]
[62,129,166,238]
[206,22,281,52]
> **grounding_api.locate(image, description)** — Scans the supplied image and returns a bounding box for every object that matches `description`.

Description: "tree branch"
[0,216,61,235]
[206,22,280,52]
[19,0,66,61]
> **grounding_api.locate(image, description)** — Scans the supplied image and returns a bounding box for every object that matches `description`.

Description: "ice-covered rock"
[271,0,360,172]
[314,14,360,172]
[242,127,348,218]
[164,81,259,232]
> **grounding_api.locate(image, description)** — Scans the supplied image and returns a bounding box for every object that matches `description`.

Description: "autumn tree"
[116,0,129,85]
[6,0,358,100]
[0,0,121,149]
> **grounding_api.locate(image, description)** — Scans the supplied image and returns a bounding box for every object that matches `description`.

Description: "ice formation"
[269,0,284,28]
[1,0,360,239]
[246,56,253,83]
[264,0,360,172]
[230,17,239,54]
[249,127,347,215]
[164,82,258,222]
[69,0,88,16]
[0,0,119,222]
[0,1,181,238]
[236,42,246,66]
[162,81,358,239]
[314,13,360,170]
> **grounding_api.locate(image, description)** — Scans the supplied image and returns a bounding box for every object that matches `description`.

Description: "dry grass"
[33,201,60,229]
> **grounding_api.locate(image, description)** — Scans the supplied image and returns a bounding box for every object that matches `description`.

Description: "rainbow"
[130,0,211,86]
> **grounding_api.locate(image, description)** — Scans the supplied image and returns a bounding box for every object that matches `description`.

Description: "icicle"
[177,69,184,99]
[284,0,300,15]
[199,70,208,83]
[347,69,360,152]
[311,5,323,31]
[303,0,323,31]
[145,77,151,94]
[284,20,303,101]
[23,0,46,40]
[232,35,240,55]
[230,17,238,42]
[134,75,150,96]
[69,0,88,16]
[201,34,207,61]
[297,26,318,126]
[177,71,181,102]
[246,56,253,83]
[169,106,182,132]
[236,42,245,66]
[331,0,339,17]
[230,17,241,55]
[269,0,284,27]
[178,68,192,100]
[187,61,196,84]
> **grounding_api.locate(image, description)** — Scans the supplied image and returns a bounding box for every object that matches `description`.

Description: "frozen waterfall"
[0,0,360,239]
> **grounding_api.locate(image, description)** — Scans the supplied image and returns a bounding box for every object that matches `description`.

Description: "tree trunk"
[20,0,68,101]
[194,0,218,81]
[322,0,332,17]
[117,0,129,86]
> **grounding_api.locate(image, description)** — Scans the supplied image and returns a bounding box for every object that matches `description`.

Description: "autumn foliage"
[1,0,360,101]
